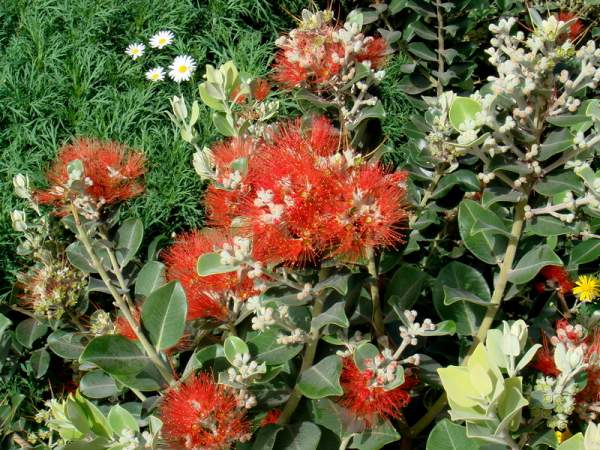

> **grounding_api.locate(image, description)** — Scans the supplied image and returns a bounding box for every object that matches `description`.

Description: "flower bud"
[11,210,27,232]
[13,174,30,199]
[170,95,188,121]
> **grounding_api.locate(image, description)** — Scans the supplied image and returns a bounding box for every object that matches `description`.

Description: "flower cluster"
[273,10,389,91]
[159,373,251,450]
[532,319,600,427]
[35,138,145,216]
[339,357,416,425]
[125,30,197,83]
[162,230,261,322]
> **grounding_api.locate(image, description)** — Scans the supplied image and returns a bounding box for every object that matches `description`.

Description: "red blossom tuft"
[162,229,259,321]
[356,37,390,69]
[557,12,585,40]
[532,335,560,377]
[339,358,415,426]
[538,265,574,294]
[260,409,281,427]
[115,308,140,340]
[251,78,271,101]
[159,373,250,450]
[35,138,145,214]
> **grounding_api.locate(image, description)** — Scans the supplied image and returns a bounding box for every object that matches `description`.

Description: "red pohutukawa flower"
[260,409,281,427]
[115,308,141,340]
[36,138,145,214]
[162,229,259,321]
[238,117,407,264]
[536,265,574,294]
[159,373,250,450]
[339,358,415,426]
[532,334,560,377]
[557,12,585,41]
[251,78,271,102]
[273,14,389,90]
[204,138,255,228]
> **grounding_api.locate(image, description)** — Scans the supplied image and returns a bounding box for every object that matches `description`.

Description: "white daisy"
[149,30,174,49]
[145,67,165,82]
[125,43,145,60]
[168,55,196,83]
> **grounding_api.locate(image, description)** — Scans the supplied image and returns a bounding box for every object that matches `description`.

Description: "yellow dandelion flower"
[572,274,600,302]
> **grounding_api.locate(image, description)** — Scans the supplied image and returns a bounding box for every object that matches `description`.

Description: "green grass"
[0,0,309,290]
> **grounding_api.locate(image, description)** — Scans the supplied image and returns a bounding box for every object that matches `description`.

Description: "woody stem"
[277,271,328,424]
[69,204,174,385]
[366,247,385,342]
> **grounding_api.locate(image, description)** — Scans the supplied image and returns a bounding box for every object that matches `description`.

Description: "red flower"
[532,335,560,377]
[162,229,259,321]
[115,308,140,340]
[339,358,415,426]
[260,409,281,427]
[328,167,408,259]
[159,373,250,450]
[251,78,271,102]
[36,138,145,214]
[557,12,585,40]
[272,21,389,91]
[538,266,574,294]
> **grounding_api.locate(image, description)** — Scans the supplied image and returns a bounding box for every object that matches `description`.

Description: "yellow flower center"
[178,65,188,73]
[159,38,166,45]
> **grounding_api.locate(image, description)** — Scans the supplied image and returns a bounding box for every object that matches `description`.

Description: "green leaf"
[534,171,584,196]
[248,329,303,365]
[198,82,226,111]
[539,129,574,161]
[0,314,11,340]
[48,330,86,359]
[411,20,437,40]
[546,114,591,127]
[354,342,380,371]
[408,42,437,61]
[311,302,349,330]
[252,425,283,450]
[73,391,113,438]
[314,274,351,295]
[67,241,97,273]
[80,370,121,399]
[431,170,480,199]
[141,281,187,350]
[558,433,585,450]
[30,348,50,378]
[309,398,344,437]
[458,200,508,264]
[426,419,479,450]
[197,252,236,276]
[350,420,401,450]
[443,287,490,307]
[224,335,249,364]
[108,405,139,434]
[570,240,600,265]
[385,265,427,320]
[433,262,489,336]
[212,111,237,137]
[112,364,163,392]
[508,245,562,284]
[115,218,143,267]
[276,422,321,450]
[80,335,149,377]
[524,216,575,237]
[464,200,510,237]
[15,318,48,348]
[449,97,482,131]
[135,261,166,297]
[298,355,343,399]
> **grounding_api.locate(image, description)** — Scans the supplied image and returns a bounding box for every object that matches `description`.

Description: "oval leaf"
[141,281,187,350]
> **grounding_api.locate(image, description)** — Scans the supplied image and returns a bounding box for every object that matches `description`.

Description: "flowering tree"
[4,6,600,450]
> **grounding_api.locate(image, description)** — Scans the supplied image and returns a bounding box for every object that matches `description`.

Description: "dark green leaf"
[431,170,480,199]
[15,318,48,348]
[571,240,600,265]
[253,425,283,450]
[408,42,437,62]
[67,241,97,273]
[276,422,321,450]
[141,281,187,350]
[248,328,303,365]
[30,348,50,378]
[350,420,400,450]
[508,245,562,284]
[311,302,349,330]
[80,335,148,377]
[534,171,584,196]
[135,261,166,297]
[80,370,121,399]
[48,330,86,359]
[539,129,574,161]
[314,274,351,296]
[298,355,343,399]
[426,419,479,450]
[458,200,508,264]
[115,218,143,267]
[524,216,576,237]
